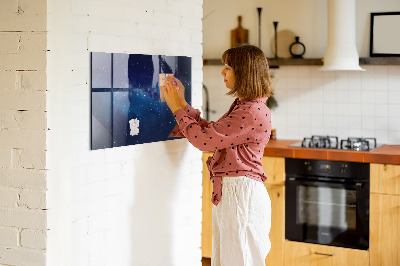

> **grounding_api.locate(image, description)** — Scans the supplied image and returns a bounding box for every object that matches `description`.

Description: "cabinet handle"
[314,252,335,257]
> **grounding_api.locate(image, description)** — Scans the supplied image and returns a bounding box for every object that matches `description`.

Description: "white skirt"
[212,176,271,266]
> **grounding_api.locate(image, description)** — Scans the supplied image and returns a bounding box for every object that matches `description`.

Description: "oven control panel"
[318,162,331,173]
[286,158,369,180]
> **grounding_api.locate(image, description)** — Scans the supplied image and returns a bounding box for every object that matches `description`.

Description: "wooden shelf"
[359,57,400,65]
[203,58,323,67]
[202,59,223,66]
[268,58,322,67]
[203,57,400,67]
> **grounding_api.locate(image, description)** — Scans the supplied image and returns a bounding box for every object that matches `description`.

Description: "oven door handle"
[287,177,364,189]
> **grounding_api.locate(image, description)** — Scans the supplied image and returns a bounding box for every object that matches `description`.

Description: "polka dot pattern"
[169,97,272,206]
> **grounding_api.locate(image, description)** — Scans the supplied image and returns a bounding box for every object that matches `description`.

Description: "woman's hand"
[172,77,187,108]
[161,77,185,113]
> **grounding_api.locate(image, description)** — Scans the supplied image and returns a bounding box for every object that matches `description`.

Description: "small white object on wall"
[129,118,140,136]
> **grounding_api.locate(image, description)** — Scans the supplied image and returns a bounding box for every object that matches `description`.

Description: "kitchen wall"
[1,0,203,265]
[203,0,400,144]
[271,65,400,144]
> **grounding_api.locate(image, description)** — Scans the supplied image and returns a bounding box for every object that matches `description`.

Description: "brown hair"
[221,44,273,99]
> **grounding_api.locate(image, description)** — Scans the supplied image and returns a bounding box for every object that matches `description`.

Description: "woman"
[162,44,273,266]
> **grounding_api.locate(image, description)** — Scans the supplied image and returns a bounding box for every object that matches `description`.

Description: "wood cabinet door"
[201,152,213,258]
[370,163,400,195]
[284,241,369,266]
[370,193,400,266]
[262,156,285,186]
[264,184,285,266]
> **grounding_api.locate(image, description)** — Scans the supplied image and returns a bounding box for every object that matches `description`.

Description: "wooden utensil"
[231,16,249,48]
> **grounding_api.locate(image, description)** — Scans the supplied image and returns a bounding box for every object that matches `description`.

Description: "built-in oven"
[285,158,369,250]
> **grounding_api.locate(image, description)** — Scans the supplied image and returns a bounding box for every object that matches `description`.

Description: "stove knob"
[340,164,347,174]
[305,162,312,171]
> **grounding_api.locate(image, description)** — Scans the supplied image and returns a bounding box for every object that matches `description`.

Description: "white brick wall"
[0,0,48,265]
[0,227,19,247]
[0,247,46,266]
[21,229,47,250]
[0,187,19,208]
[47,1,203,266]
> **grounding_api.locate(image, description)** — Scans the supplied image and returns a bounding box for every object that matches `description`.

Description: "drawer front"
[284,241,369,266]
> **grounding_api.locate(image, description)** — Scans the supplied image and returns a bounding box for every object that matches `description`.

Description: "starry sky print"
[91,52,191,150]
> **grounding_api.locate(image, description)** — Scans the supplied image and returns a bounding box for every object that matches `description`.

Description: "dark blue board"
[90,52,192,150]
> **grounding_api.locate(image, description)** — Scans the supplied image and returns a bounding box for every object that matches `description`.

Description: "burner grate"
[296,136,378,151]
[340,137,377,151]
[301,135,339,149]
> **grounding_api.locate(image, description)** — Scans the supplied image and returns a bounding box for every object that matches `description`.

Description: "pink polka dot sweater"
[169,97,271,206]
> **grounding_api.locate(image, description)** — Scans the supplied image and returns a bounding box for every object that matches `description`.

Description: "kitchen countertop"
[263,139,400,165]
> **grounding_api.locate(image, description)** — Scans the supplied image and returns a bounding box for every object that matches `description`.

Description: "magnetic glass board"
[90,52,192,150]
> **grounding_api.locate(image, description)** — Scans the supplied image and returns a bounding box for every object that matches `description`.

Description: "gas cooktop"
[289,135,383,151]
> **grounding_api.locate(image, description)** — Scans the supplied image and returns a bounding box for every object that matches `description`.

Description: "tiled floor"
[202,257,211,266]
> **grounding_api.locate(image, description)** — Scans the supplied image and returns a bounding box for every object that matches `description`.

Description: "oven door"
[285,177,369,250]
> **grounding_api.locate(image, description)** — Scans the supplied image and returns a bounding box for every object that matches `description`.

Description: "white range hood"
[320,0,365,71]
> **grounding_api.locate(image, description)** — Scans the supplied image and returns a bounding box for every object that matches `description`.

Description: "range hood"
[320,0,365,71]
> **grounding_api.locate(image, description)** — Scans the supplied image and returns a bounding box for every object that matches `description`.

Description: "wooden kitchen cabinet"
[370,163,400,195]
[284,241,369,266]
[262,156,285,266]
[202,152,213,258]
[264,184,285,266]
[370,193,400,266]
[201,154,286,266]
[261,156,285,186]
[370,163,400,266]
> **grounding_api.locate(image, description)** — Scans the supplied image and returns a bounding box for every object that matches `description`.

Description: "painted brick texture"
[0,0,48,265]
[46,0,203,266]
[2,0,203,265]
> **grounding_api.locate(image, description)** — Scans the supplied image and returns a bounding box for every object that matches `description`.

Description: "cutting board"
[231,16,249,48]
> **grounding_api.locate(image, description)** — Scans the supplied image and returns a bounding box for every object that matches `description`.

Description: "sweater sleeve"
[168,104,210,137]
[172,106,257,152]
